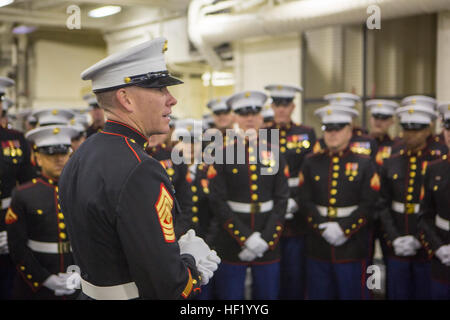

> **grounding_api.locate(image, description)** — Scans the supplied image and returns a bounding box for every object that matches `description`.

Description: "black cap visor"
[272,97,294,106]
[400,123,430,131]
[322,123,349,132]
[443,120,450,130]
[135,74,183,89]
[37,144,71,155]
[234,106,262,116]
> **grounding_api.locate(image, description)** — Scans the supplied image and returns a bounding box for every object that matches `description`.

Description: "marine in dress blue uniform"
[58,38,220,300]
[0,77,35,299]
[6,124,80,299]
[378,102,448,300]
[417,103,450,299]
[209,90,289,300]
[299,104,379,300]
[265,84,316,300]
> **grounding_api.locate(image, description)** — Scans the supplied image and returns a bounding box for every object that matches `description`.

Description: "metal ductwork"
[188,0,450,69]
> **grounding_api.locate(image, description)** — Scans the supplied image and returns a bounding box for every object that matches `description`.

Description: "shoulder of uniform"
[297,123,314,131]
[16,178,41,192]
[305,151,322,160]
[4,127,24,136]
[429,140,448,153]
[352,152,371,159]
[353,133,376,142]
[426,157,444,168]
[102,132,149,164]
[1,127,26,139]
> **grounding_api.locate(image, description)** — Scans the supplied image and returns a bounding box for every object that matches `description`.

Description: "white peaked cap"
[264,84,303,99]
[315,105,359,124]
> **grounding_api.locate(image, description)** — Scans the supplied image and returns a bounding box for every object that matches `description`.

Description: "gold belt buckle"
[58,241,71,254]
[405,203,416,215]
[328,207,337,218]
[250,203,261,214]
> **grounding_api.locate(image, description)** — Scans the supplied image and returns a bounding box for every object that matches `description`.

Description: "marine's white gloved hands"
[285,198,299,220]
[244,232,268,258]
[393,236,418,256]
[178,229,211,264]
[0,231,9,254]
[319,222,347,246]
[196,251,221,285]
[196,263,213,286]
[43,274,76,296]
[178,230,221,286]
[435,244,450,266]
[238,247,258,262]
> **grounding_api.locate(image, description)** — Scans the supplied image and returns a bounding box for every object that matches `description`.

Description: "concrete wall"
[31,39,106,109]
[233,33,303,122]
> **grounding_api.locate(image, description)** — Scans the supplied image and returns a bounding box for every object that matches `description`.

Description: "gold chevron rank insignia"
[5,207,18,225]
[155,183,175,243]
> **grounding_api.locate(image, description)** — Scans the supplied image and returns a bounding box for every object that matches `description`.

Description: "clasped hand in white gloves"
[435,244,450,266]
[318,222,348,246]
[178,229,221,285]
[285,198,299,220]
[244,232,268,257]
[238,247,258,262]
[43,274,76,296]
[0,231,9,254]
[392,235,421,256]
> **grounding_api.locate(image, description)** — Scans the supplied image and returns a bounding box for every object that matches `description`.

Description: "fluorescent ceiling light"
[0,0,14,8]
[88,5,122,18]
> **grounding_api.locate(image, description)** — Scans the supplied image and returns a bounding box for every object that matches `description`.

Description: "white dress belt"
[288,177,299,187]
[27,239,72,254]
[227,200,274,213]
[1,197,11,210]
[316,205,357,218]
[81,278,139,300]
[435,215,450,231]
[391,201,420,214]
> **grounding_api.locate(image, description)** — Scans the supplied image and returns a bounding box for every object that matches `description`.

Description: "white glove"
[196,263,213,286]
[435,245,450,266]
[319,222,347,246]
[63,271,81,290]
[244,232,269,258]
[197,250,221,285]
[393,236,418,256]
[179,230,221,286]
[43,274,75,296]
[178,229,211,265]
[0,231,8,254]
[285,198,299,220]
[238,248,258,262]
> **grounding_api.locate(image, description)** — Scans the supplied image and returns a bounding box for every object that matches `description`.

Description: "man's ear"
[35,152,43,167]
[115,88,134,113]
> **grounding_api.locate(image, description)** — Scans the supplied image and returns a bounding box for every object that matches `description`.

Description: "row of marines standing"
[0,73,449,299]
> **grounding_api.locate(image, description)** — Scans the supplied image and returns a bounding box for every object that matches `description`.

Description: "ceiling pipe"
[188,0,450,68]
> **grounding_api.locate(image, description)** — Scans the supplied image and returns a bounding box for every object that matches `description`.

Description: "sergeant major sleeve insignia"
[155,183,175,243]
[370,173,381,191]
[5,208,18,225]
